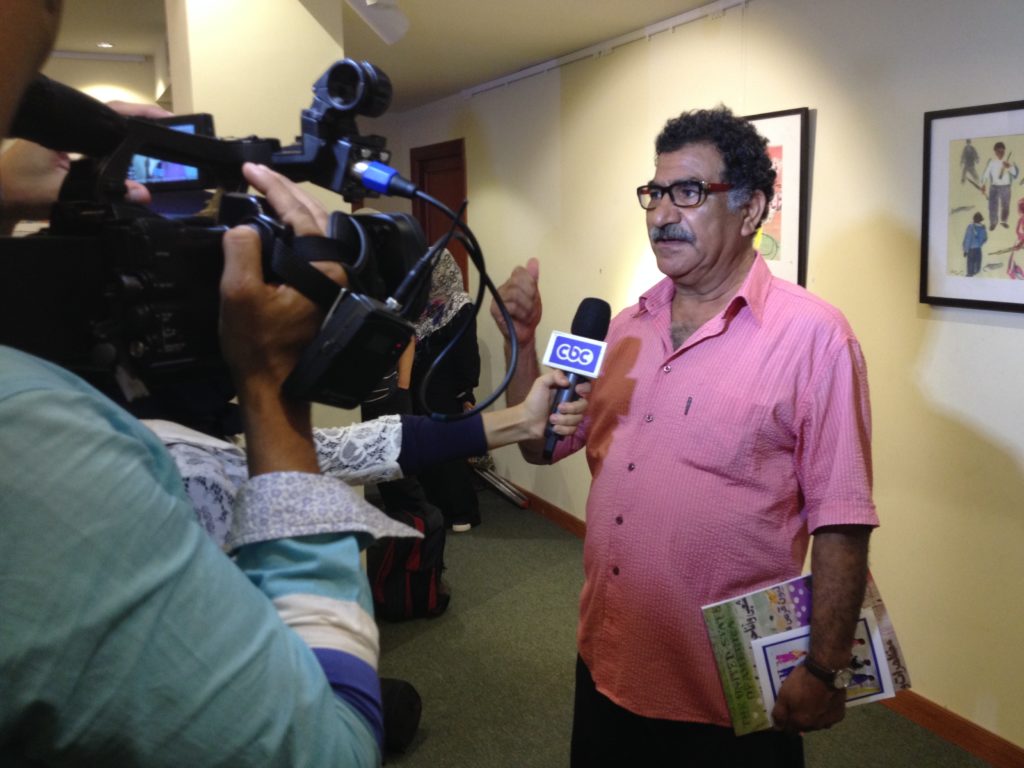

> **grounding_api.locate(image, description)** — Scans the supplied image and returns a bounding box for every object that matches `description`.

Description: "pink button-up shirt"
[556,255,878,725]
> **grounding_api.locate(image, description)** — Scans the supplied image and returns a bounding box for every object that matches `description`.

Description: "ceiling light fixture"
[345,0,409,45]
[96,42,115,49]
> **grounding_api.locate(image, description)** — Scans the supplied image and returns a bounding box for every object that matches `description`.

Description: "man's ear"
[739,189,768,238]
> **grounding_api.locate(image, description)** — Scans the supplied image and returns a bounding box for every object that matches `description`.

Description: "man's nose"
[648,193,680,226]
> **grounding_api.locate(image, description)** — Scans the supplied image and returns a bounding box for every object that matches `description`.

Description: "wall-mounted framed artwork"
[745,107,810,287]
[921,100,1024,312]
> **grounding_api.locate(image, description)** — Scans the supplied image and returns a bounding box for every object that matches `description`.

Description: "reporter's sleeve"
[398,412,486,475]
[0,362,381,767]
[313,412,487,482]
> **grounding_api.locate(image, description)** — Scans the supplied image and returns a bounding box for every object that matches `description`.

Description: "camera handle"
[240,218,416,409]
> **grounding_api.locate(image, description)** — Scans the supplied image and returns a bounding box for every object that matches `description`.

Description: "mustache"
[649,223,695,243]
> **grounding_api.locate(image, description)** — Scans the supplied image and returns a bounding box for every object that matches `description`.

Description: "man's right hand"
[487,259,546,449]
[489,257,542,347]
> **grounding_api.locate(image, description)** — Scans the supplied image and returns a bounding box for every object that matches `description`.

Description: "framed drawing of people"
[745,107,810,287]
[921,99,1024,312]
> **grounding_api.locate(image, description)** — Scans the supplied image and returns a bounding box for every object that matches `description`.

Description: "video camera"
[1,60,440,413]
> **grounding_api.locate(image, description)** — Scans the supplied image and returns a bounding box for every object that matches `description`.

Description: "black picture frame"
[745,107,810,287]
[921,100,1024,312]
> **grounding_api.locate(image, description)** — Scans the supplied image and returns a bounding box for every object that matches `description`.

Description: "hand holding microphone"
[540,297,611,461]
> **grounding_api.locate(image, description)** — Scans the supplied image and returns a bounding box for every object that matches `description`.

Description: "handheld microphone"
[540,297,611,461]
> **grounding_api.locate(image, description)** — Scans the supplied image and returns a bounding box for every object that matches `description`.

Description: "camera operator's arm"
[221,163,422,757]
[219,163,341,476]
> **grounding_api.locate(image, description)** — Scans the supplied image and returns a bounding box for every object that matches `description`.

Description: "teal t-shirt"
[0,347,379,767]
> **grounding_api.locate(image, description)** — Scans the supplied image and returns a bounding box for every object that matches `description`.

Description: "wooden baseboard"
[517,486,586,539]
[882,690,1024,768]
[512,484,1024,766]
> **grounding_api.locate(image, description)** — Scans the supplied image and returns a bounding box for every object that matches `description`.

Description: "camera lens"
[320,59,392,118]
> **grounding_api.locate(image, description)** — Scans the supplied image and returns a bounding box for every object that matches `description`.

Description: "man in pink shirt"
[491,107,878,766]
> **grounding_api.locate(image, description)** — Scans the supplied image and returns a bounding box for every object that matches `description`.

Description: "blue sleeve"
[0,353,380,767]
[234,535,385,748]
[397,412,487,475]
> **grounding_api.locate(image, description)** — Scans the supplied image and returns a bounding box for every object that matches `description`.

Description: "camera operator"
[1,6,591,766]
[0,3,415,765]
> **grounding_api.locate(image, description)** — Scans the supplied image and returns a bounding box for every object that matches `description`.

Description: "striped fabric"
[235,535,385,747]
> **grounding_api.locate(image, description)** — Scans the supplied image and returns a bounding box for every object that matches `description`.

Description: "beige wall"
[370,0,1024,748]
[42,55,156,105]
[30,0,1024,747]
[165,0,357,429]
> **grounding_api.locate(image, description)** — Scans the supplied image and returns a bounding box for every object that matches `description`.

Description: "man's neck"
[669,249,755,347]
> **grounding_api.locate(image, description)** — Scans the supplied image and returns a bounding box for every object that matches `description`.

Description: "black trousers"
[570,656,804,768]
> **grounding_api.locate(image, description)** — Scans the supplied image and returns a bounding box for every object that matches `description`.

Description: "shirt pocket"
[667,392,780,482]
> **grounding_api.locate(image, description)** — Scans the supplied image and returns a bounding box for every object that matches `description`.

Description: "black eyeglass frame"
[635,179,734,210]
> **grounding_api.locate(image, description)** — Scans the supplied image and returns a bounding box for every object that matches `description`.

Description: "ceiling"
[54,0,714,112]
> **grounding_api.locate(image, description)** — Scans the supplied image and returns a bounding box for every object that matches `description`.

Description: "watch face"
[834,668,854,689]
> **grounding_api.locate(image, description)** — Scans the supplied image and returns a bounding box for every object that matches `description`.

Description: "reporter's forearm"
[482,402,541,449]
[238,382,319,477]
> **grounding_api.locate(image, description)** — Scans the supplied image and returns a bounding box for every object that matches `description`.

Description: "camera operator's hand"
[220,164,346,476]
[0,140,71,230]
[242,162,330,237]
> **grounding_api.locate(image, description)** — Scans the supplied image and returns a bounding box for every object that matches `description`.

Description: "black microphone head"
[570,297,612,341]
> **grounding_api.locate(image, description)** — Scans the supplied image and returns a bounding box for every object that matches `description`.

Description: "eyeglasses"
[636,179,733,210]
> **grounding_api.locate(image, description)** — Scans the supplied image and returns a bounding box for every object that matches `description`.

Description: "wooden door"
[411,139,468,287]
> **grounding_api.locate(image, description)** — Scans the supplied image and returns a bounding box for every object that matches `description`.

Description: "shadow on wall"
[815,214,1024,746]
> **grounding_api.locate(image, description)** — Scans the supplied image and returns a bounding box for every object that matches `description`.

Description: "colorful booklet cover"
[701,572,911,735]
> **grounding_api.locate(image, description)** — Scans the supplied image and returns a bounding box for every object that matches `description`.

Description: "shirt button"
[663,365,672,373]
[612,566,620,576]
[615,516,624,525]
[644,414,654,423]
[627,463,636,471]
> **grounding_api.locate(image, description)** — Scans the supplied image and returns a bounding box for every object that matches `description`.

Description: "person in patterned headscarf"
[410,250,482,531]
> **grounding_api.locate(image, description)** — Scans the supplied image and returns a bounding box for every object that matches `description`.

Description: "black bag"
[367,504,450,621]
[380,677,422,756]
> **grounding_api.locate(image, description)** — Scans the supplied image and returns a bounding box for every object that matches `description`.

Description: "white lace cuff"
[226,472,421,551]
[315,415,403,484]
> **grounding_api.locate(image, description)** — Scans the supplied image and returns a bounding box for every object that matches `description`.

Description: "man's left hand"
[770,664,847,733]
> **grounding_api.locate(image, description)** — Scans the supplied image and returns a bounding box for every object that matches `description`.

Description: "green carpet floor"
[377,485,991,768]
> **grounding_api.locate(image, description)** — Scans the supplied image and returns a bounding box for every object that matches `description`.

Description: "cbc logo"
[555,342,595,367]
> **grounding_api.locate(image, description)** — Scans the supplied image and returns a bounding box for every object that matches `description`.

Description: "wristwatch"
[802,656,854,690]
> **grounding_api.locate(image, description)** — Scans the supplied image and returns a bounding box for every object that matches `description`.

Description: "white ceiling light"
[345,0,409,45]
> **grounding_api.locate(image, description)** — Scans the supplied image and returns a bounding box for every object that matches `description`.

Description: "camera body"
[1,60,430,412]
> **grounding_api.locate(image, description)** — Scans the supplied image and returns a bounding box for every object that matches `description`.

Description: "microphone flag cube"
[541,331,607,379]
